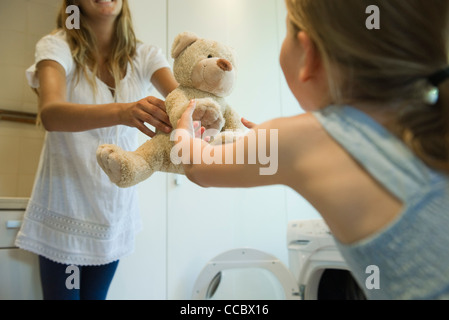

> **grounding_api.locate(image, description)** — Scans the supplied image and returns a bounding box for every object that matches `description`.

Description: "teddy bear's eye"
[207,54,213,59]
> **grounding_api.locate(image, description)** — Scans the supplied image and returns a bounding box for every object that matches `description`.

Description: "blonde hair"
[285,0,449,174]
[56,0,137,93]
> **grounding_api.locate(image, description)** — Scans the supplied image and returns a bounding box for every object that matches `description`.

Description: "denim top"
[313,105,449,300]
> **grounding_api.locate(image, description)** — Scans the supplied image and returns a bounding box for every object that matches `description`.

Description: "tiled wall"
[0,121,45,197]
[0,0,60,113]
[0,0,59,197]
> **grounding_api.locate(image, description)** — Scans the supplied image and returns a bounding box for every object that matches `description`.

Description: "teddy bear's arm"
[167,89,226,132]
[165,88,190,128]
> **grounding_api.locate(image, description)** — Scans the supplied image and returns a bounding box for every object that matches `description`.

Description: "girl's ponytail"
[399,72,449,174]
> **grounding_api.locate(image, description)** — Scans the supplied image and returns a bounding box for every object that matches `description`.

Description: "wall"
[0,0,59,114]
[165,0,288,300]
[0,0,57,197]
[0,121,44,197]
[108,0,170,300]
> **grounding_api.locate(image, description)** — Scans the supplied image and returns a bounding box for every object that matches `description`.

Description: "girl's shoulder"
[254,113,334,186]
[268,112,330,158]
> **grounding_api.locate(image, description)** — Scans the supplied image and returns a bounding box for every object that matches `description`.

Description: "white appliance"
[0,198,42,300]
[192,248,300,300]
[287,219,365,300]
[192,219,365,300]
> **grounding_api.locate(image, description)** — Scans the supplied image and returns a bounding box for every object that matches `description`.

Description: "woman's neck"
[87,19,116,60]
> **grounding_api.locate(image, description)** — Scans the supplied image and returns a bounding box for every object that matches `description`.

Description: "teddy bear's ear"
[171,32,199,59]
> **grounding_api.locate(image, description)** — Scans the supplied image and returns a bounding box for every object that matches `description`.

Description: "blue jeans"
[39,256,119,300]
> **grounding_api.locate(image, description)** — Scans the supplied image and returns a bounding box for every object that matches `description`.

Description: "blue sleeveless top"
[313,105,449,300]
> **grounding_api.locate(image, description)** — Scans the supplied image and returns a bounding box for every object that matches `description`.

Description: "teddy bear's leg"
[96,143,156,188]
[97,134,185,187]
[132,134,184,175]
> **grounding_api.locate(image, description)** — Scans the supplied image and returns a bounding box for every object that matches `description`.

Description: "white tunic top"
[15,30,170,266]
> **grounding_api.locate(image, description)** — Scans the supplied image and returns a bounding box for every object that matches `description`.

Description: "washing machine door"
[192,248,300,300]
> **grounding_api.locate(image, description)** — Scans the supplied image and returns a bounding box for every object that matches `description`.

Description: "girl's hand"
[121,96,173,137]
[241,117,257,129]
[176,100,205,138]
[176,100,196,136]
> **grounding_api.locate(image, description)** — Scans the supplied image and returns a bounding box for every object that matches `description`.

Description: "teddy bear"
[96,32,244,188]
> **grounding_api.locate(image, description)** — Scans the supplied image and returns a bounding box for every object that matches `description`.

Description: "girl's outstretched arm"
[175,100,286,188]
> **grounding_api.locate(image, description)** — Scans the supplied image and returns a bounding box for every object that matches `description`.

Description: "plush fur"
[96,32,243,187]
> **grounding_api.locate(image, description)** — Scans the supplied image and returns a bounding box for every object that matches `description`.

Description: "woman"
[15,0,178,300]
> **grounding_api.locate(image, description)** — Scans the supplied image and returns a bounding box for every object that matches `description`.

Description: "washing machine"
[192,219,366,300]
[287,219,366,300]
[192,248,301,300]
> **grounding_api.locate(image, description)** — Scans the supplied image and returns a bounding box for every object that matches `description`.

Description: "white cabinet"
[0,249,42,300]
[107,0,169,300]
[165,0,292,300]
[0,199,42,300]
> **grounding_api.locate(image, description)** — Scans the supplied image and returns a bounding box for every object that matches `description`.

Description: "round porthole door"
[192,248,300,300]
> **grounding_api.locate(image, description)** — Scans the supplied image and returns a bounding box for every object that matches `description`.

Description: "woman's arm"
[37,60,173,137]
[151,67,179,98]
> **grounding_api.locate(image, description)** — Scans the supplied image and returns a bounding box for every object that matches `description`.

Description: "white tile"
[21,102,39,115]
[0,136,20,175]
[0,30,27,66]
[22,82,39,108]
[25,32,43,66]
[29,0,61,10]
[0,173,19,197]
[0,99,23,114]
[17,174,36,197]
[26,1,59,37]
[0,0,27,33]
[18,136,44,175]
[0,64,25,106]
[0,122,44,141]
[0,121,23,135]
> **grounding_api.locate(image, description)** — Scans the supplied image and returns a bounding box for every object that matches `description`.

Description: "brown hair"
[285,0,449,173]
[56,0,137,93]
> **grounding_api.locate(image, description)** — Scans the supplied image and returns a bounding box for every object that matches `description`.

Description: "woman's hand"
[121,96,173,137]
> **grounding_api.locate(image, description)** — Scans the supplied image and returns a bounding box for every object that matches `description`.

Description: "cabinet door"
[0,249,42,300]
[167,0,289,300]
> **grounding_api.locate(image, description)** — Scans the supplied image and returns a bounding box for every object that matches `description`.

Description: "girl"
[176,0,449,300]
[15,0,178,300]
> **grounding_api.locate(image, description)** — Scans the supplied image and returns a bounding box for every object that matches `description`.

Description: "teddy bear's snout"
[217,59,232,72]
